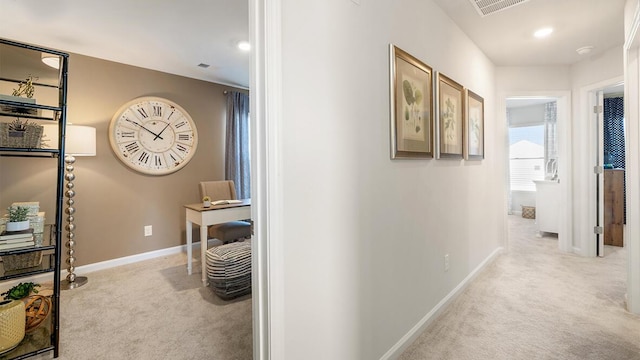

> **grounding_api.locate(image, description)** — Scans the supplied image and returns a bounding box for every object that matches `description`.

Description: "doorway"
[599,85,626,256]
[503,92,571,253]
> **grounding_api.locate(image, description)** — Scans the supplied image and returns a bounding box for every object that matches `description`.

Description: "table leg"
[186,219,193,274]
[201,225,208,285]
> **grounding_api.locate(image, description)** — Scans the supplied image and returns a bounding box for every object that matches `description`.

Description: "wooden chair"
[199,180,251,243]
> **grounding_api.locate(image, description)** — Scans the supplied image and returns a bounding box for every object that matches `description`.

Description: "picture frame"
[436,72,464,159]
[465,89,485,160]
[389,44,434,159]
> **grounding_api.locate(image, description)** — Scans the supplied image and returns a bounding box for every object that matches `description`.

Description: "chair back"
[199,180,238,201]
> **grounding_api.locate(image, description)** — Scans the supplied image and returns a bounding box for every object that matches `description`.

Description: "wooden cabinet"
[534,180,560,234]
[604,169,624,247]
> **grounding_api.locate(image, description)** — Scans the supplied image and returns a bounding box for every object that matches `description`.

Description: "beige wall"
[1,52,245,266]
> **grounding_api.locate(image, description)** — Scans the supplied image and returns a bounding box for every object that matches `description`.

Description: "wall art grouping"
[389,44,485,161]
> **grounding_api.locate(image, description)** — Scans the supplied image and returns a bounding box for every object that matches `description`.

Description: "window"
[509,125,544,191]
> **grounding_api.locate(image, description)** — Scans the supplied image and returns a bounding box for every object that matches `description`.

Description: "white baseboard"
[3,240,216,290]
[380,246,504,360]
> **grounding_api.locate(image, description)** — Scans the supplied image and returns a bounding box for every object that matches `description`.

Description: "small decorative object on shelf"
[203,196,212,208]
[0,118,43,149]
[1,282,40,301]
[11,75,37,99]
[0,75,38,116]
[1,283,50,333]
[0,299,26,355]
[5,206,29,232]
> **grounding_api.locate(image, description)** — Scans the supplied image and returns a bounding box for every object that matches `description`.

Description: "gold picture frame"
[436,72,464,159]
[389,44,434,159]
[465,89,484,160]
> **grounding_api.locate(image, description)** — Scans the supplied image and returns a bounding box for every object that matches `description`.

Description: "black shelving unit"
[0,38,67,359]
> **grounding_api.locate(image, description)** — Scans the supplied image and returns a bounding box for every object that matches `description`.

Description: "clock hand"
[125,118,164,140]
[153,121,172,141]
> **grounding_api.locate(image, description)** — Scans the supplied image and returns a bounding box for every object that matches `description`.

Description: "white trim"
[251,0,284,358]
[580,76,624,258]
[380,247,504,360]
[624,2,640,314]
[5,242,209,290]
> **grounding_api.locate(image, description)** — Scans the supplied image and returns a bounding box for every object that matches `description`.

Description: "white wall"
[277,0,502,358]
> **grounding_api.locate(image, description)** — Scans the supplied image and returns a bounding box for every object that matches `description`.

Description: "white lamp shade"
[41,53,60,69]
[43,124,96,156]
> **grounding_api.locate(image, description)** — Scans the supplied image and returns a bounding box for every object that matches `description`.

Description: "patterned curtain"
[603,97,625,169]
[225,91,251,199]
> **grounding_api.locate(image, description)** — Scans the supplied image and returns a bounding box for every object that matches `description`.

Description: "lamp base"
[60,276,88,290]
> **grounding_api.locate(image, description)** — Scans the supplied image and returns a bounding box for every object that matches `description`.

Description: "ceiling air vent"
[468,0,530,17]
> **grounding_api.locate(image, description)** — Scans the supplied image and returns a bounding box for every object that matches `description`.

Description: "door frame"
[500,91,572,253]
[624,2,640,314]
[581,78,624,258]
[250,0,285,358]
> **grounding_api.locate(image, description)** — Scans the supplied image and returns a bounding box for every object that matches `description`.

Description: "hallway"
[399,215,640,360]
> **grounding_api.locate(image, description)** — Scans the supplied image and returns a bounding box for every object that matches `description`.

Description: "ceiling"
[0,0,627,89]
[0,0,250,88]
[432,0,626,66]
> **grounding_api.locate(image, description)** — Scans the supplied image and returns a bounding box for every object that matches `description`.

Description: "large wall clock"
[108,96,198,175]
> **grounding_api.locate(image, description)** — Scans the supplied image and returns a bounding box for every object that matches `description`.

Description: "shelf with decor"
[0,38,66,359]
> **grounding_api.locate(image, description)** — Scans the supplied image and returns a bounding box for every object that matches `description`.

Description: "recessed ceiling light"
[576,46,594,55]
[237,41,251,52]
[533,27,553,38]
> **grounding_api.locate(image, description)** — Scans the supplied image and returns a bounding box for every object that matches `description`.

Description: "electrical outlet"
[144,225,152,237]
[444,254,450,272]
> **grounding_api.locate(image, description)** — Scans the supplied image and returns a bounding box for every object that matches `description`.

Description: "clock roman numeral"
[167,109,175,120]
[138,151,150,164]
[153,105,162,118]
[125,142,140,154]
[120,131,135,138]
[178,134,190,141]
[174,121,187,128]
[137,108,149,118]
[154,155,163,167]
[176,144,188,153]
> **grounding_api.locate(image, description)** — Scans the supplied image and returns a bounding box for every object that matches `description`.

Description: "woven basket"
[0,123,43,148]
[2,251,43,272]
[0,299,25,355]
[521,206,536,219]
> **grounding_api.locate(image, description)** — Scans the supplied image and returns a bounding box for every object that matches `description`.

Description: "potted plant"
[202,196,212,208]
[6,206,29,232]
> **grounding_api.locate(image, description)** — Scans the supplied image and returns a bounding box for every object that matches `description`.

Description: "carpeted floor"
[33,216,640,359]
[399,215,640,360]
[53,248,253,360]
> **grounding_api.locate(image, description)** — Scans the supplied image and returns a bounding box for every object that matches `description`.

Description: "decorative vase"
[0,299,25,355]
[203,200,212,208]
[5,220,29,232]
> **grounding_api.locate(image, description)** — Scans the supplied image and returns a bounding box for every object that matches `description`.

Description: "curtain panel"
[225,91,251,199]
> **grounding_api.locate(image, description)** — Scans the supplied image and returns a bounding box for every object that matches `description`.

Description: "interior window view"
[1,1,639,360]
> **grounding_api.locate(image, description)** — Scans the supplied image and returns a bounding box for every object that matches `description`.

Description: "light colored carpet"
[50,250,252,359]
[399,215,640,360]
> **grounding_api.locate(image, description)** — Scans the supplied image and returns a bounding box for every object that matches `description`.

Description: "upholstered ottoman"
[205,241,252,300]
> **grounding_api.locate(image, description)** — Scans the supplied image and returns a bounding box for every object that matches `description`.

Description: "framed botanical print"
[465,90,485,160]
[436,72,464,159]
[389,44,434,159]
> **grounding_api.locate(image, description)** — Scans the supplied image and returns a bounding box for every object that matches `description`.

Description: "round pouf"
[206,242,252,300]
